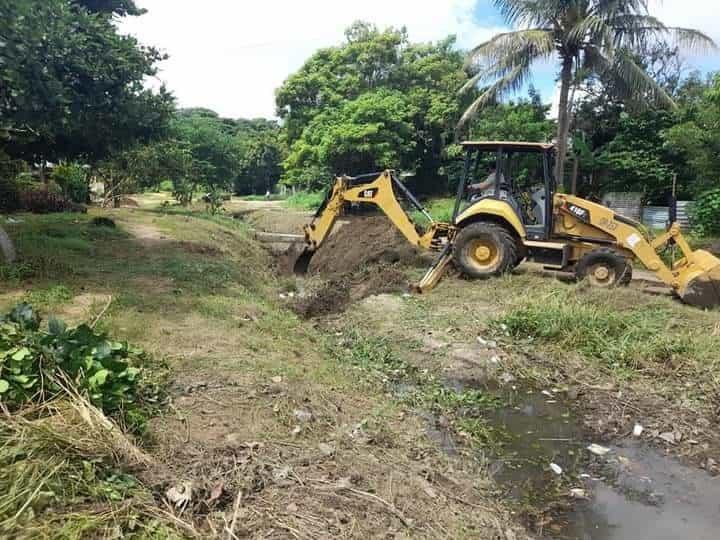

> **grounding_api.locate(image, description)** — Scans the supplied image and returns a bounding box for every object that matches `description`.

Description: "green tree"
[0,0,173,170]
[461,0,714,186]
[664,74,720,195]
[277,22,470,189]
[283,90,417,189]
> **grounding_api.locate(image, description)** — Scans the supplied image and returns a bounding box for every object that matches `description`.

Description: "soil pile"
[307,216,429,277]
[292,216,432,318]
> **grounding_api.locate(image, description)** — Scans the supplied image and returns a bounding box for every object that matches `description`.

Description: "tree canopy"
[0,0,173,167]
[277,22,471,190]
[462,0,715,185]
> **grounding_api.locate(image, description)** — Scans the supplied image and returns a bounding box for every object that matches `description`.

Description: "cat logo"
[359,188,378,199]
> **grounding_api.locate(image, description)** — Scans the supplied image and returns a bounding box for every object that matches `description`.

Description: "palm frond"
[492,0,560,27]
[595,47,676,109]
[458,63,532,127]
[567,14,612,49]
[465,29,554,70]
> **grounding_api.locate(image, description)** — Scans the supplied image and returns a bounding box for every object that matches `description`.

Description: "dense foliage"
[0,0,173,167]
[0,304,161,431]
[277,22,472,190]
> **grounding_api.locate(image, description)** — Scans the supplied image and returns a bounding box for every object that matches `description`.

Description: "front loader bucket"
[676,250,720,309]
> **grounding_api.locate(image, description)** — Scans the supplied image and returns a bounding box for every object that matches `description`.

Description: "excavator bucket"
[675,250,720,309]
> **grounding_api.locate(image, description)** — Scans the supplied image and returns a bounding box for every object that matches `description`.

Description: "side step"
[523,240,570,270]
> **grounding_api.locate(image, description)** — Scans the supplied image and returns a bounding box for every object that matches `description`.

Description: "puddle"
[439,379,720,539]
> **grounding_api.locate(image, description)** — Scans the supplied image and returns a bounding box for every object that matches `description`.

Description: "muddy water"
[443,380,720,539]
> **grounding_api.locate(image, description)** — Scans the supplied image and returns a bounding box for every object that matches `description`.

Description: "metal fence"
[602,193,694,230]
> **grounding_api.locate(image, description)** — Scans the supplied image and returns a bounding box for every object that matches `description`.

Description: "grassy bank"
[0,207,518,538]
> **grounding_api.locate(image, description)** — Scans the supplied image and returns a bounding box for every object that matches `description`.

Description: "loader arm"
[557,194,720,307]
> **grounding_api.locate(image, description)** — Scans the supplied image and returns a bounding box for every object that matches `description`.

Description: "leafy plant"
[53,162,89,204]
[691,188,720,236]
[0,304,162,431]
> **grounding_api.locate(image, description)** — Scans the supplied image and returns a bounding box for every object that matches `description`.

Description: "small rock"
[291,425,302,436]
[569,488,587,499]
[335,477,352,490]
[587,444,611,456]
[499,372,516,385]
[541,390,554,398]
[273,466,292,481]
[550,463,563,475]
[271,376,283,384]
[658,432,676,444]
[633,424,644,437]
[287,502,298,513]
[477,336,498,348]
[293,409,313,423]
[318,442,335,457]
[166,481,193,508]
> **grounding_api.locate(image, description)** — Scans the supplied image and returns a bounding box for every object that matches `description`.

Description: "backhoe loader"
[294,141,720,308]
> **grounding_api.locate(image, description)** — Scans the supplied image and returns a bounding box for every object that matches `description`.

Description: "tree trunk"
[571,157,579,195]
[555,56,574,190]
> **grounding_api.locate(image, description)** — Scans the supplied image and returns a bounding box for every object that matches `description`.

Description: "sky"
[120,0,720,120]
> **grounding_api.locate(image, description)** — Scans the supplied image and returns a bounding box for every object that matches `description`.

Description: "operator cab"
[454,141,555,241]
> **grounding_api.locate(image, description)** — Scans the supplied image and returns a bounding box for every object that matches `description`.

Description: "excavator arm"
[294,171,454,290]
[301,170,450,252]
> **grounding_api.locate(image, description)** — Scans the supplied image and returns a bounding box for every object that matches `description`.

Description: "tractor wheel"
[453,222,518,279]
[575,249,632,288]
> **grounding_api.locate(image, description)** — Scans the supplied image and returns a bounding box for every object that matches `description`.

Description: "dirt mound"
[307,216,429,277]
[292,263,408,318]
[287,216,432,318]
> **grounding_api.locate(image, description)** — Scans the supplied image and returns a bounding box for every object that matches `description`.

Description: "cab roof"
[461,141,555,152]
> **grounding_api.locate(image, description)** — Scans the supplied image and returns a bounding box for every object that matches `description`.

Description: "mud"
[291,264,408,318]
[436,378,720,539]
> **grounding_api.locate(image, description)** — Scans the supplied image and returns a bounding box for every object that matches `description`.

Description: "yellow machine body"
[295,156,720,308]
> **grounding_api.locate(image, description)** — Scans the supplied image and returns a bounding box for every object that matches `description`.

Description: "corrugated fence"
[602,193,694,230]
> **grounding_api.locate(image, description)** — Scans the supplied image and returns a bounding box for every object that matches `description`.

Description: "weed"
[334,331,501,441]
[25,284,73,308]
[0,304,164,432]
[493,293,702,373]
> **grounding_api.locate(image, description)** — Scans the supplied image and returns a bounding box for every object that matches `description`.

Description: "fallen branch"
[90,295,113,329]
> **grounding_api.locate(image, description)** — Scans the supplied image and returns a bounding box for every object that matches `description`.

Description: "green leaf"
[48,317,67,336]
[11,347,31,361]
[89,369,110,387]
[0,379,9,393]
[94,342,112,360]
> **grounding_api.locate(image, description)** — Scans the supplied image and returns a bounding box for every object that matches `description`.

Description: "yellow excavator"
[294,141,720,308]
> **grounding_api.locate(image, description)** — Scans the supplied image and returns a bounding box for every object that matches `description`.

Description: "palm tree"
[460,0,715,185]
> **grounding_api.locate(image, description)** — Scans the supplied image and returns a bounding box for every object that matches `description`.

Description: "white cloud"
[120,0,506,119]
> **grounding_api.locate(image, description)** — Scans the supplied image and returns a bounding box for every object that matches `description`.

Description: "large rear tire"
[575,248,632,288]
[453,222,518,279]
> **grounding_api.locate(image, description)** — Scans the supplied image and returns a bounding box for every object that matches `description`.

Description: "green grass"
[284,190,325,211]
[410,197,455,225]
[239,193,286,202]
[493,291,715,376]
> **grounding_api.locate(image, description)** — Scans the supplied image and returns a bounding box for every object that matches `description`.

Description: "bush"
[53,162,89,204]
[18,189,86,214]
[0,304,163,432]
[691,188,720,236]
